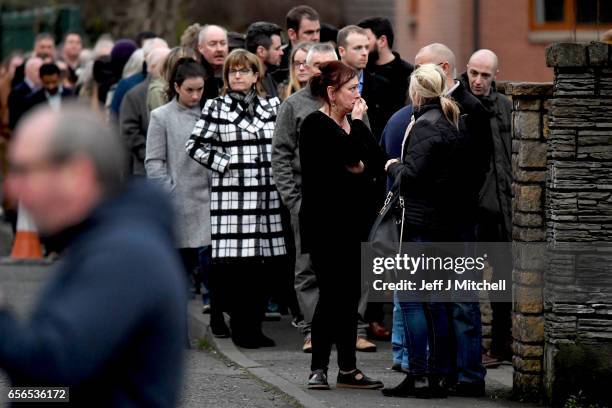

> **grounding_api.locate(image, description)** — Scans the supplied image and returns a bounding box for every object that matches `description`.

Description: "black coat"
[367,52,413,113]
[361,70,395,140]
[460,73,512,239]
[0,181,187,407]
[299,111,386,253]
[200,60,223,108]
[388,100,482,233]
[25,87,75,111]
[7,81,34,130]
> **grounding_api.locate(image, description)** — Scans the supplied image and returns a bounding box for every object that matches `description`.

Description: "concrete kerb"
[0,257,55,265]
[186,301,327,408]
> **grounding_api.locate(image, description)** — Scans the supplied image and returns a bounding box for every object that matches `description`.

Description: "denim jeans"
[450,302,486,384]
[392,294,409,370]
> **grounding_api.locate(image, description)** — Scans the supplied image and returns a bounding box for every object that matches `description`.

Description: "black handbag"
[368,176,406,257]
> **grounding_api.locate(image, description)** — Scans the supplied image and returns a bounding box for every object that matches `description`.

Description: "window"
[531,0,612,30]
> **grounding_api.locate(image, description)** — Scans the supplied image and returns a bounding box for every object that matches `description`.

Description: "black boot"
[412,375,431,399]
[429,375,448,398]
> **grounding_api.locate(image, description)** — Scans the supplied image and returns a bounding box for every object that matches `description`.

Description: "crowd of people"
[0,4,513,400]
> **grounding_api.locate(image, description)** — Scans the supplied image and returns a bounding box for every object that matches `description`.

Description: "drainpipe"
[473,0,480,51]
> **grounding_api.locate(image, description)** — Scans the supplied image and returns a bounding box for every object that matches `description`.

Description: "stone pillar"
[506,82,552,400]
[544,42,612,407]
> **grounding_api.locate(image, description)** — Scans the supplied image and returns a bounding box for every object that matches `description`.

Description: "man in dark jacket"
[358,17,413,112]
[338,25,393,141]
[0,103,187,407]
[246,22,285,99]
[120,78,150,176]
[8,57,43,130]
[197,25,229,105]
[412,43,492,397]
[461,49,513,366]
[25,63,74,112]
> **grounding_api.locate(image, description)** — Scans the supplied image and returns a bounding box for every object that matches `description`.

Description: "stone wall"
[506,81,552,401]
[543,42,612,407]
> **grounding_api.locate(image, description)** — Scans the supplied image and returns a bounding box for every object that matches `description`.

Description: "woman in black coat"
[299,61,386,390]
[382,63,482,399]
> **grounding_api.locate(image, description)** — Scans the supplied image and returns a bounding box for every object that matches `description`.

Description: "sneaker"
[337,369,383,389]
[308,369,330,390]
[303,337,312,353]
[356,336,377,352]
[291,316,305,328]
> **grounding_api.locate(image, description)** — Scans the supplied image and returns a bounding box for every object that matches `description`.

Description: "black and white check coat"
[187,93,287,260]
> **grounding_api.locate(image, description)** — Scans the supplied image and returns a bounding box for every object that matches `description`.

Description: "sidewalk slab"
[187,301,541,408]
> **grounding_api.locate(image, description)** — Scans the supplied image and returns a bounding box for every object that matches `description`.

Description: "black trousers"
[310,246,361,372]
[212,256,286,340]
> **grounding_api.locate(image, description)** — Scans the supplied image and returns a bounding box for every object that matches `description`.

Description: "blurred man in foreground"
[0,103,187,407]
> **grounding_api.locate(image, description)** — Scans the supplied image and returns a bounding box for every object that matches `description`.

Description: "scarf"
[228,87,258,117]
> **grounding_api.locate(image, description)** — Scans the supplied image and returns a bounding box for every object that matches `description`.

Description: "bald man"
[461,49,513,369]
[1,104,186,406]
[8,57,44,129]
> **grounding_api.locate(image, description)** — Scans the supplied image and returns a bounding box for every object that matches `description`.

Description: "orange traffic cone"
[11,202,42,259]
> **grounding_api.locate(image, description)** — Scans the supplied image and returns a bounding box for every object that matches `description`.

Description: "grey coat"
[145,98,212,249]
[120,78,150,176]
[271,85,370,213]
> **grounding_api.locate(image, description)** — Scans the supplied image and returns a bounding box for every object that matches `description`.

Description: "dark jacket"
[7,81,34,130]
[120,78,151,176]
[367,52,413,114]
[110,71,146,118]
[0,181,187,407]
[449,81,493,210]
[299,111,386,253]
[380,104,413,190]
[200,60,223,108]
[361,69,395,141]
[388,100,480,233]
[25,87,75,111]
[460,73,512,239]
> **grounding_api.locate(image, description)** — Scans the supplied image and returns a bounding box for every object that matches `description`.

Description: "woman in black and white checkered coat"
[187,49,286,349]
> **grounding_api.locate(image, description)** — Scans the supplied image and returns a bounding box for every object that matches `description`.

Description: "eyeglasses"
[229,68,252,76]
[294,61,307,69]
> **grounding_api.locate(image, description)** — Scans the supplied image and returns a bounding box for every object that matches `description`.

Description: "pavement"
[0,241,538,408]
[187,302,539,408]
[0,262,298,408]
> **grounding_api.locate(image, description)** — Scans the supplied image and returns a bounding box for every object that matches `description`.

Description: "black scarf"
[228,87,258,117]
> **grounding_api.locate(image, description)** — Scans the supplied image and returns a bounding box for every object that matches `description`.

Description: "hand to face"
[351,97,368,121]
[346,160,365,174]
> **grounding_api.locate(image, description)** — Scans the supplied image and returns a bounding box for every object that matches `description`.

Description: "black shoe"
[381,374,414,397]
[412,375,431,399]
[231,335,260,349]
[308,369,330,390]
[210,316,230,338]
[453,382,485,397]
[336,369,383,389]
[256,333,276,347]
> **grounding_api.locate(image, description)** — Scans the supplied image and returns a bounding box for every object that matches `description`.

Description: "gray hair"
[306,42,337,65]
[198,25,228,45]
[46,103,126,195]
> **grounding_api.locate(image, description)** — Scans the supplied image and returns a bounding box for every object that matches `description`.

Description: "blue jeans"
[392,294,409,370]
[399,301,452,376]
[450,302,486,384]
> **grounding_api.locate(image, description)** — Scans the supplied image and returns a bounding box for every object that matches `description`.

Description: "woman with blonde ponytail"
[381,63,482,399]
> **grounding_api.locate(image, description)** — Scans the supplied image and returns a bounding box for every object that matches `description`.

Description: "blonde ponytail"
[440,95,460,129]
[409,63,460,128]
